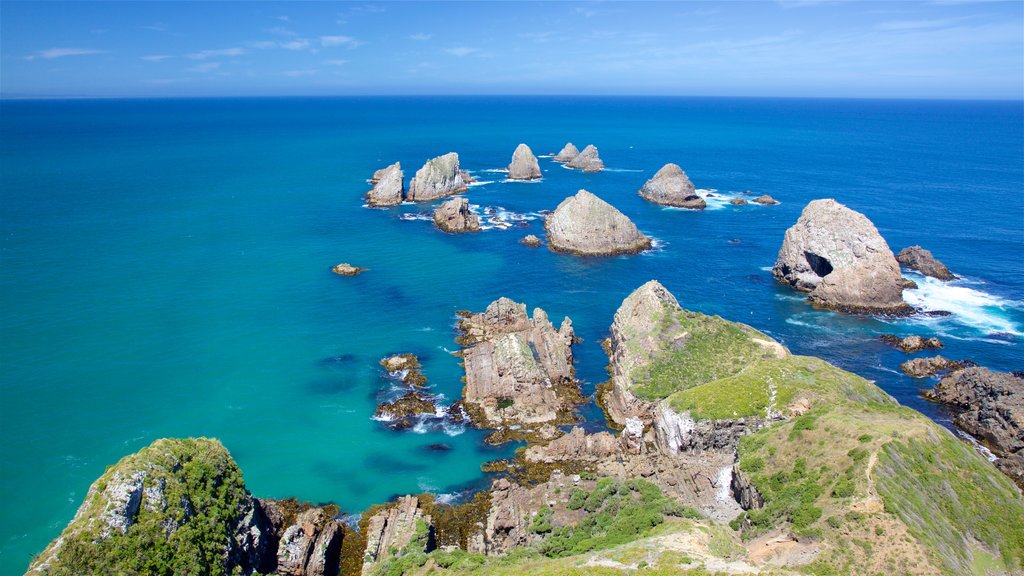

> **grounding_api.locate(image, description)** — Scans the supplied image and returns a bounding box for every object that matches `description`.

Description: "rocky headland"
[506,143,542,180]
[544,189,652,256]
[432,197,480,233]
[406,152,468,202]
[365,162,404,207]
[896,245,957,280]
[637,163,705,209]
[771,199,911,314]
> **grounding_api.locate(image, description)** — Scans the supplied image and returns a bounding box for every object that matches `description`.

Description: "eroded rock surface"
[362,496,431,571]
[900,355,970,378]
[638,163,705,209]
[771,199,910,314]
[752,195,779,205]
[520,234,542,248]
[545,190,651,256]
[507,143,542,180]
[433,197,481,233]
[407,153,468,201]
[553,142,580,162]
[896,246,956,280]
[565,144,604,172]
[274,507,343,576]
[458,298,580,427]
[366,162,404,207]
[880,334,943,353]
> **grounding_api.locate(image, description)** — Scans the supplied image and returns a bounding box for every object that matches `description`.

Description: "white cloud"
[187,62,221,73]
[409,33,432,41]
[321,35,362,48]
[141,55,172,62]
[324,59,350,66]
[281,39,311,50]
[445,46,479,57]
[25,48,107,61]
[269,26,297,37]
[187,47,245,60]
[284,69,318,77]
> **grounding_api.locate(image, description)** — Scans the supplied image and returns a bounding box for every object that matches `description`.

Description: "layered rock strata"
[407,153,468,201]
[365,162,404,207]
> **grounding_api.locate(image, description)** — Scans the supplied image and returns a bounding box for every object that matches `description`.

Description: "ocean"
[1,96,1021,574]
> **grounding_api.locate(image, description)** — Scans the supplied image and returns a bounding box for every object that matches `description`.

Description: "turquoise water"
[1,97,1022,573]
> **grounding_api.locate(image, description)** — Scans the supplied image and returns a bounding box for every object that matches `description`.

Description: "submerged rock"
[458,298,580,427]
[331,263,365,276]
[520,234,542,248]
[771,199,910,314]
[896,246,957,280]
[380,353,427,387]
[545,190,651,256]
[407,152,468,201]
[752,195,779,205]
[433,197,481,233]
[565,144,604,172]
[925,367,1024,487]
[638,163,705,209]
[507,143,542,180]
[880,334,943,353]
[365,162,404,207]
[553,142,580,162]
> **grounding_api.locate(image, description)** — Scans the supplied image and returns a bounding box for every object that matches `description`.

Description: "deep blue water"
[1,96,1022,574]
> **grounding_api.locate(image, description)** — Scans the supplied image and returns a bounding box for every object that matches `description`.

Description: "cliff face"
[406,153,467,201]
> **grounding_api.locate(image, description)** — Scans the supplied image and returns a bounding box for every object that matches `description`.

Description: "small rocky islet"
[30,145,1023,576]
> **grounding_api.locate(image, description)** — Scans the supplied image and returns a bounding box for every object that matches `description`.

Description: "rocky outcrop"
[900,355,970,378]
[331,263,365,276]
[407,153,468,201]
[457,298,580,427]
[638,163,705,209]
[880,334,943,353]
[520,234,542,248]
[553,142,580,162]
[896,246,956,280]
[380,354,427,387]
[365,162,404,207]
[524,427,619,463]
[507,143,542,180]
[565,145,604,172]
[653,403,769,455]
[730,198,748,206]
[545,190,652,256]
[273,507,343,576]
[362,496,431,570]
[27,438,278,576]
[925,368,1024,486]
[771,199,910,314]
[433,197,481,233]
[752,195,779,205]
[601,280,680,426]
[731,466,764,510]
[374,392,438,430]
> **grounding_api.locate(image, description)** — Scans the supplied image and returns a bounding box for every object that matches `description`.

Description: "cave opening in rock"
[804,251,834,277]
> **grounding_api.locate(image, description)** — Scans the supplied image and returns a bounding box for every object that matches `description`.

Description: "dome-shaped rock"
[365,162,404,207]
[433,197,480,233]
[771,199,910,314]
[407,152,467,201]
[553,142,579,162]
[545,190,651,256]
[507,143,542,180]
[565,145,604,172]
[638,163,704,209]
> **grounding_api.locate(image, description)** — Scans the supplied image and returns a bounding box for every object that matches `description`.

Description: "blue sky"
[1,1,1021,99]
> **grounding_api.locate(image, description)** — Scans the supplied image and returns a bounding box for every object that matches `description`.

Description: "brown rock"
[275,508,343,576]
[362,496,430,571]
[520,234,542,248]
[730,197,748,205]
[507,143,542,180]
[553,142,580,162]
[331,263,365,276]
[380,354,427,387]
[896,246,957,280]
[752,195,779,205]
[900,355,969,378]
[880,334,943,353]
[638,163,704,209]
[433,197,481,233]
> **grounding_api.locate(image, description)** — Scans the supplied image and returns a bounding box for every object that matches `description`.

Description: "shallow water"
[1,96,1021,573]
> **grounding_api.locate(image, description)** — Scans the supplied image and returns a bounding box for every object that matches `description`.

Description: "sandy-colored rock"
[365,162,404,207]
[752,195,779,205]
[771,199,910,314]
[507,143,542,180]
[545,190,651,256]
[458,298,579,427]
[638,163,705,209]
[553,142,580,162]
[363,496,430,571]
[730,198,748,206]
[565,144,604,172]
[331,263,365,276]
[520,234,542,248]
[880,334,943,353]
[407,152,467,201]
[380,353,427,387]
[896,246,956,280]
[433,197,481,233]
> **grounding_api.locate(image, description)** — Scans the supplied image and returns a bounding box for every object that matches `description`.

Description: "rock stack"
[507,143,542,180]
[545,190,651,256]
[638,163,705,209]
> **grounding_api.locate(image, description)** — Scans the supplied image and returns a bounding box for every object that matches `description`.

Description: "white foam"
[641,237,667,255]
[480,168,509,173]
[901,274,1022,336]
[398,212,432,222]
[468,180,495,187]
[502,178,544,184]
[602,168,644,173]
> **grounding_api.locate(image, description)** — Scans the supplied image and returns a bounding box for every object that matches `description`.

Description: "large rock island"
[545,190,652,256]
[365,162,404,207]
[638,163,705,209]
[771,199,910,314]
[506,143,542,180]
[565,144,604,172]
[406,152,468,202]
